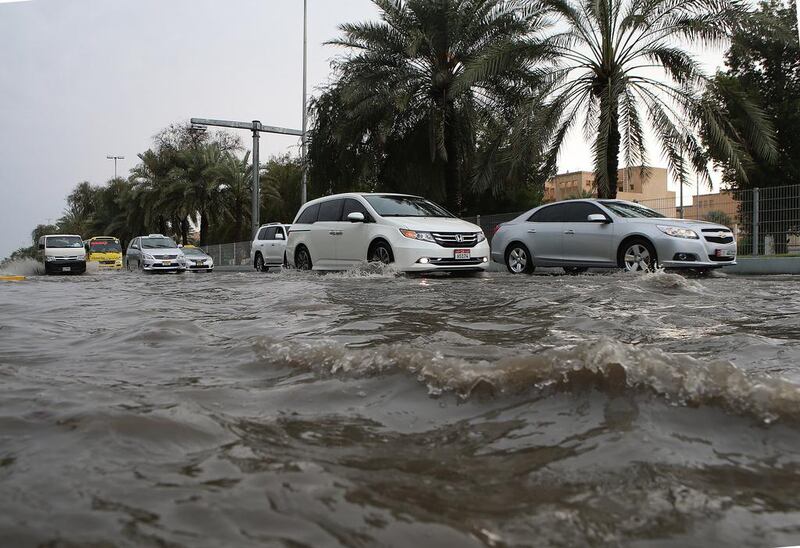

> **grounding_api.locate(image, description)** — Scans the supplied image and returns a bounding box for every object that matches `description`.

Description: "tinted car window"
[341,198,370,221]
[318,199,344,222]
[257,227,268,240]
[263,227,277,240]
[528,203,568,222]
[560,202,606,222]
[296,203,320,224]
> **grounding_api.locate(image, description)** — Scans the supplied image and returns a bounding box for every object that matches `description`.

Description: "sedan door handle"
[527,229,537,233]
[564,229,575,235]
[329,231,343,235]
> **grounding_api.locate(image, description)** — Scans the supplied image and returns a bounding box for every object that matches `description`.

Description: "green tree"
[534,0,771,199]
[262,154,302,224]
[310,0,554,213]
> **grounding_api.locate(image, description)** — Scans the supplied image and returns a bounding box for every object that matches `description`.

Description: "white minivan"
[285,193,490,273]
[38,234,87,274]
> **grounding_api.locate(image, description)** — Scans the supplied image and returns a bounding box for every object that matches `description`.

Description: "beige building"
[544,167,676,215]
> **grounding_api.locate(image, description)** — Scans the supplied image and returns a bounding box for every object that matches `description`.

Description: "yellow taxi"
[84,236,123,270]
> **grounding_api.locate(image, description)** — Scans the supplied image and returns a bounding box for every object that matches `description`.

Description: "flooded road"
[1,264,800,547]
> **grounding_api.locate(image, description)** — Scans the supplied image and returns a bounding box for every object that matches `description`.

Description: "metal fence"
[465,184,800,256]
[204,241,252,266]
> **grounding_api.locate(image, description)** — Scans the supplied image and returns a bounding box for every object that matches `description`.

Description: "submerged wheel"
[563,266,588,275]
[295,246,313,270]
[368,241,394,264]
[505,243,534,274]
[619,239,657,272]
[254,253,266,272]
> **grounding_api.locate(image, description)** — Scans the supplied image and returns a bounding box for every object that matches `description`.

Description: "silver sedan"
[490,199,737,274]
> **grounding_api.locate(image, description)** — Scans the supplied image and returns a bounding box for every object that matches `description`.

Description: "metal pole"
[753,187,760,256]
[300,0,308,205]
[252,122,260,239]
[679,180,684,219]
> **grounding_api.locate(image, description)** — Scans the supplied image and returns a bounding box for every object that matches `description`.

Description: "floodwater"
[1,261,800,547]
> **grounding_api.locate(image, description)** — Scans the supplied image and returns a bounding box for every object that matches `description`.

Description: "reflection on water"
[1,267,800,546]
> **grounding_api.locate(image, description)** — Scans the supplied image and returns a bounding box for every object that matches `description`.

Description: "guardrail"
[204,241,252,266]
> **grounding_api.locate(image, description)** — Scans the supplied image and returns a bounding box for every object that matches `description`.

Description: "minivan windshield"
[88,240,122,253]
[46,236,83,248]
[364,195,453,218]
[600,201,665,218]
[141,237,178,249]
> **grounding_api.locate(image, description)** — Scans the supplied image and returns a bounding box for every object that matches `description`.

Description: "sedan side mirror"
[347,212,365,223]
[588,213,610,223]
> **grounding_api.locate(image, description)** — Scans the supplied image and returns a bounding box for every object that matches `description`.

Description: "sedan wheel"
[506,244,534,274]
[621,241,656,272]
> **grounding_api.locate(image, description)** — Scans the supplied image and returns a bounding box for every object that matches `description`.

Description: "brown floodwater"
[1,262,799,547]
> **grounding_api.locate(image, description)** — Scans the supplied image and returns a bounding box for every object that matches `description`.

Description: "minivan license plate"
[454,249,471,260]
[62,266,71,272]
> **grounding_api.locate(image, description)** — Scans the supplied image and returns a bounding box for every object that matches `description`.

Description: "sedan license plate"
[162,261,172,266]
[62,266,71,272]
[454,249,471,260]
[715,249,735,257]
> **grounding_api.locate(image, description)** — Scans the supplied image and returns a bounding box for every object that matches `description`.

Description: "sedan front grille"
[431,232,479,248]
[427,258,484,266]
[153,254,178,260]
[701,229,734,244]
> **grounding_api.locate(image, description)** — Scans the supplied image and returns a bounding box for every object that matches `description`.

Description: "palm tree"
[533,0,775,198]
[320,0,555,212]
[214,151,253,243]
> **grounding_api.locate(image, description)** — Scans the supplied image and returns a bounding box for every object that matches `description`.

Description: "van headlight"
[657,225,699,239]
[477,232,486,243]
[400,229,436,243]
[45,256,56,262]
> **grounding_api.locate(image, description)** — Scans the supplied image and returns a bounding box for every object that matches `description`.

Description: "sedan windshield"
[600,201,665,218]
[182,248,207,257]
[141,237,178,249]
[364,195,453,218]
[46,236,83,248]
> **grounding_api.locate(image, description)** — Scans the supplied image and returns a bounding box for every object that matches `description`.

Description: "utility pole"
[190,118,303,238]
[106,155,124,179]
[301,0,309,205]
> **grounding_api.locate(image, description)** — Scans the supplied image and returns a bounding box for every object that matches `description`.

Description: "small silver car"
[181,246,214,272]
[491,199,736,274]
[125,234,187,273]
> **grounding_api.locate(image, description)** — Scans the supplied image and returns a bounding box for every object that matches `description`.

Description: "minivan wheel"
[506,243,534,274]
[254,253,266,272]
[368,241,394,264]
[619,239,657,272]
[295,247,313,270]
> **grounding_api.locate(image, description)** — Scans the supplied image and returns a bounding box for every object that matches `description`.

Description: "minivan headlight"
[400,229,436,243]
[477,232,486,243]
[657,225,699,239]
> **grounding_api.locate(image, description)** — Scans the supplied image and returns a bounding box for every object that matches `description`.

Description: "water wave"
[0,258,43,276]
[254,337,800,423]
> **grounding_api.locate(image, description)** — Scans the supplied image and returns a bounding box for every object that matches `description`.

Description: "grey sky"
[0,0,730,259]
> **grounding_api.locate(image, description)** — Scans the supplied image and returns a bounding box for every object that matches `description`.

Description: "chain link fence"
[204,241,252,266]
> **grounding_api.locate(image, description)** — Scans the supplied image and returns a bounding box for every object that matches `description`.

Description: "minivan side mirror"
[347,212,366,223]
[588,213,609,223]
[275,232,285,240]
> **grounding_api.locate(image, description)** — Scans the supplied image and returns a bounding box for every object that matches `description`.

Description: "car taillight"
[490,224,503,238]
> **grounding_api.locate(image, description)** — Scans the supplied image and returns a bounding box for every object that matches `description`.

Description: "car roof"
[300,192,422,208]
[44,234,82,238]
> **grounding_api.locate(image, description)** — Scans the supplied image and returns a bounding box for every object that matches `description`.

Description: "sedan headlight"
[400,229,436,243]
[657,225,699,239]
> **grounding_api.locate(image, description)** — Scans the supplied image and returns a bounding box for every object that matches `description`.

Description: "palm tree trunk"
[200,211,209,247]
[158,215,167,235]
[180,216,189,245]
[606,122,620,200]
[443,108,461,213]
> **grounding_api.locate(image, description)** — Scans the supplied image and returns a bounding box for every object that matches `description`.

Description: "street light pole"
[190,118,303,239]
[106,155,124,179]
[301,0,308,205]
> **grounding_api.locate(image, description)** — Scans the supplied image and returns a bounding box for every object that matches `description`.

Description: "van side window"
[318,199,344,222]
[296,203,320,224]
[341,198,371,221]
[263,227,278,240]
[257,227,269,240]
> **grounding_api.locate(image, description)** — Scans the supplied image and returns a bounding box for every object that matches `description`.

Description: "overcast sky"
[0,0,728,259]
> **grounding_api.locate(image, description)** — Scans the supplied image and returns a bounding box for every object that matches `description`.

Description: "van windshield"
[364,195,453,218]
[141,237,178,249]
[89,240,122,253]
[46,236,83,249]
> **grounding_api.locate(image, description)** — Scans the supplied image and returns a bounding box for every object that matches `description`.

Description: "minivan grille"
[431,232,479,248]
[701,229,734,244]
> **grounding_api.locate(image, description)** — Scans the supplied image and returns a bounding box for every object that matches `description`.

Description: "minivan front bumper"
[393,240,492,272]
